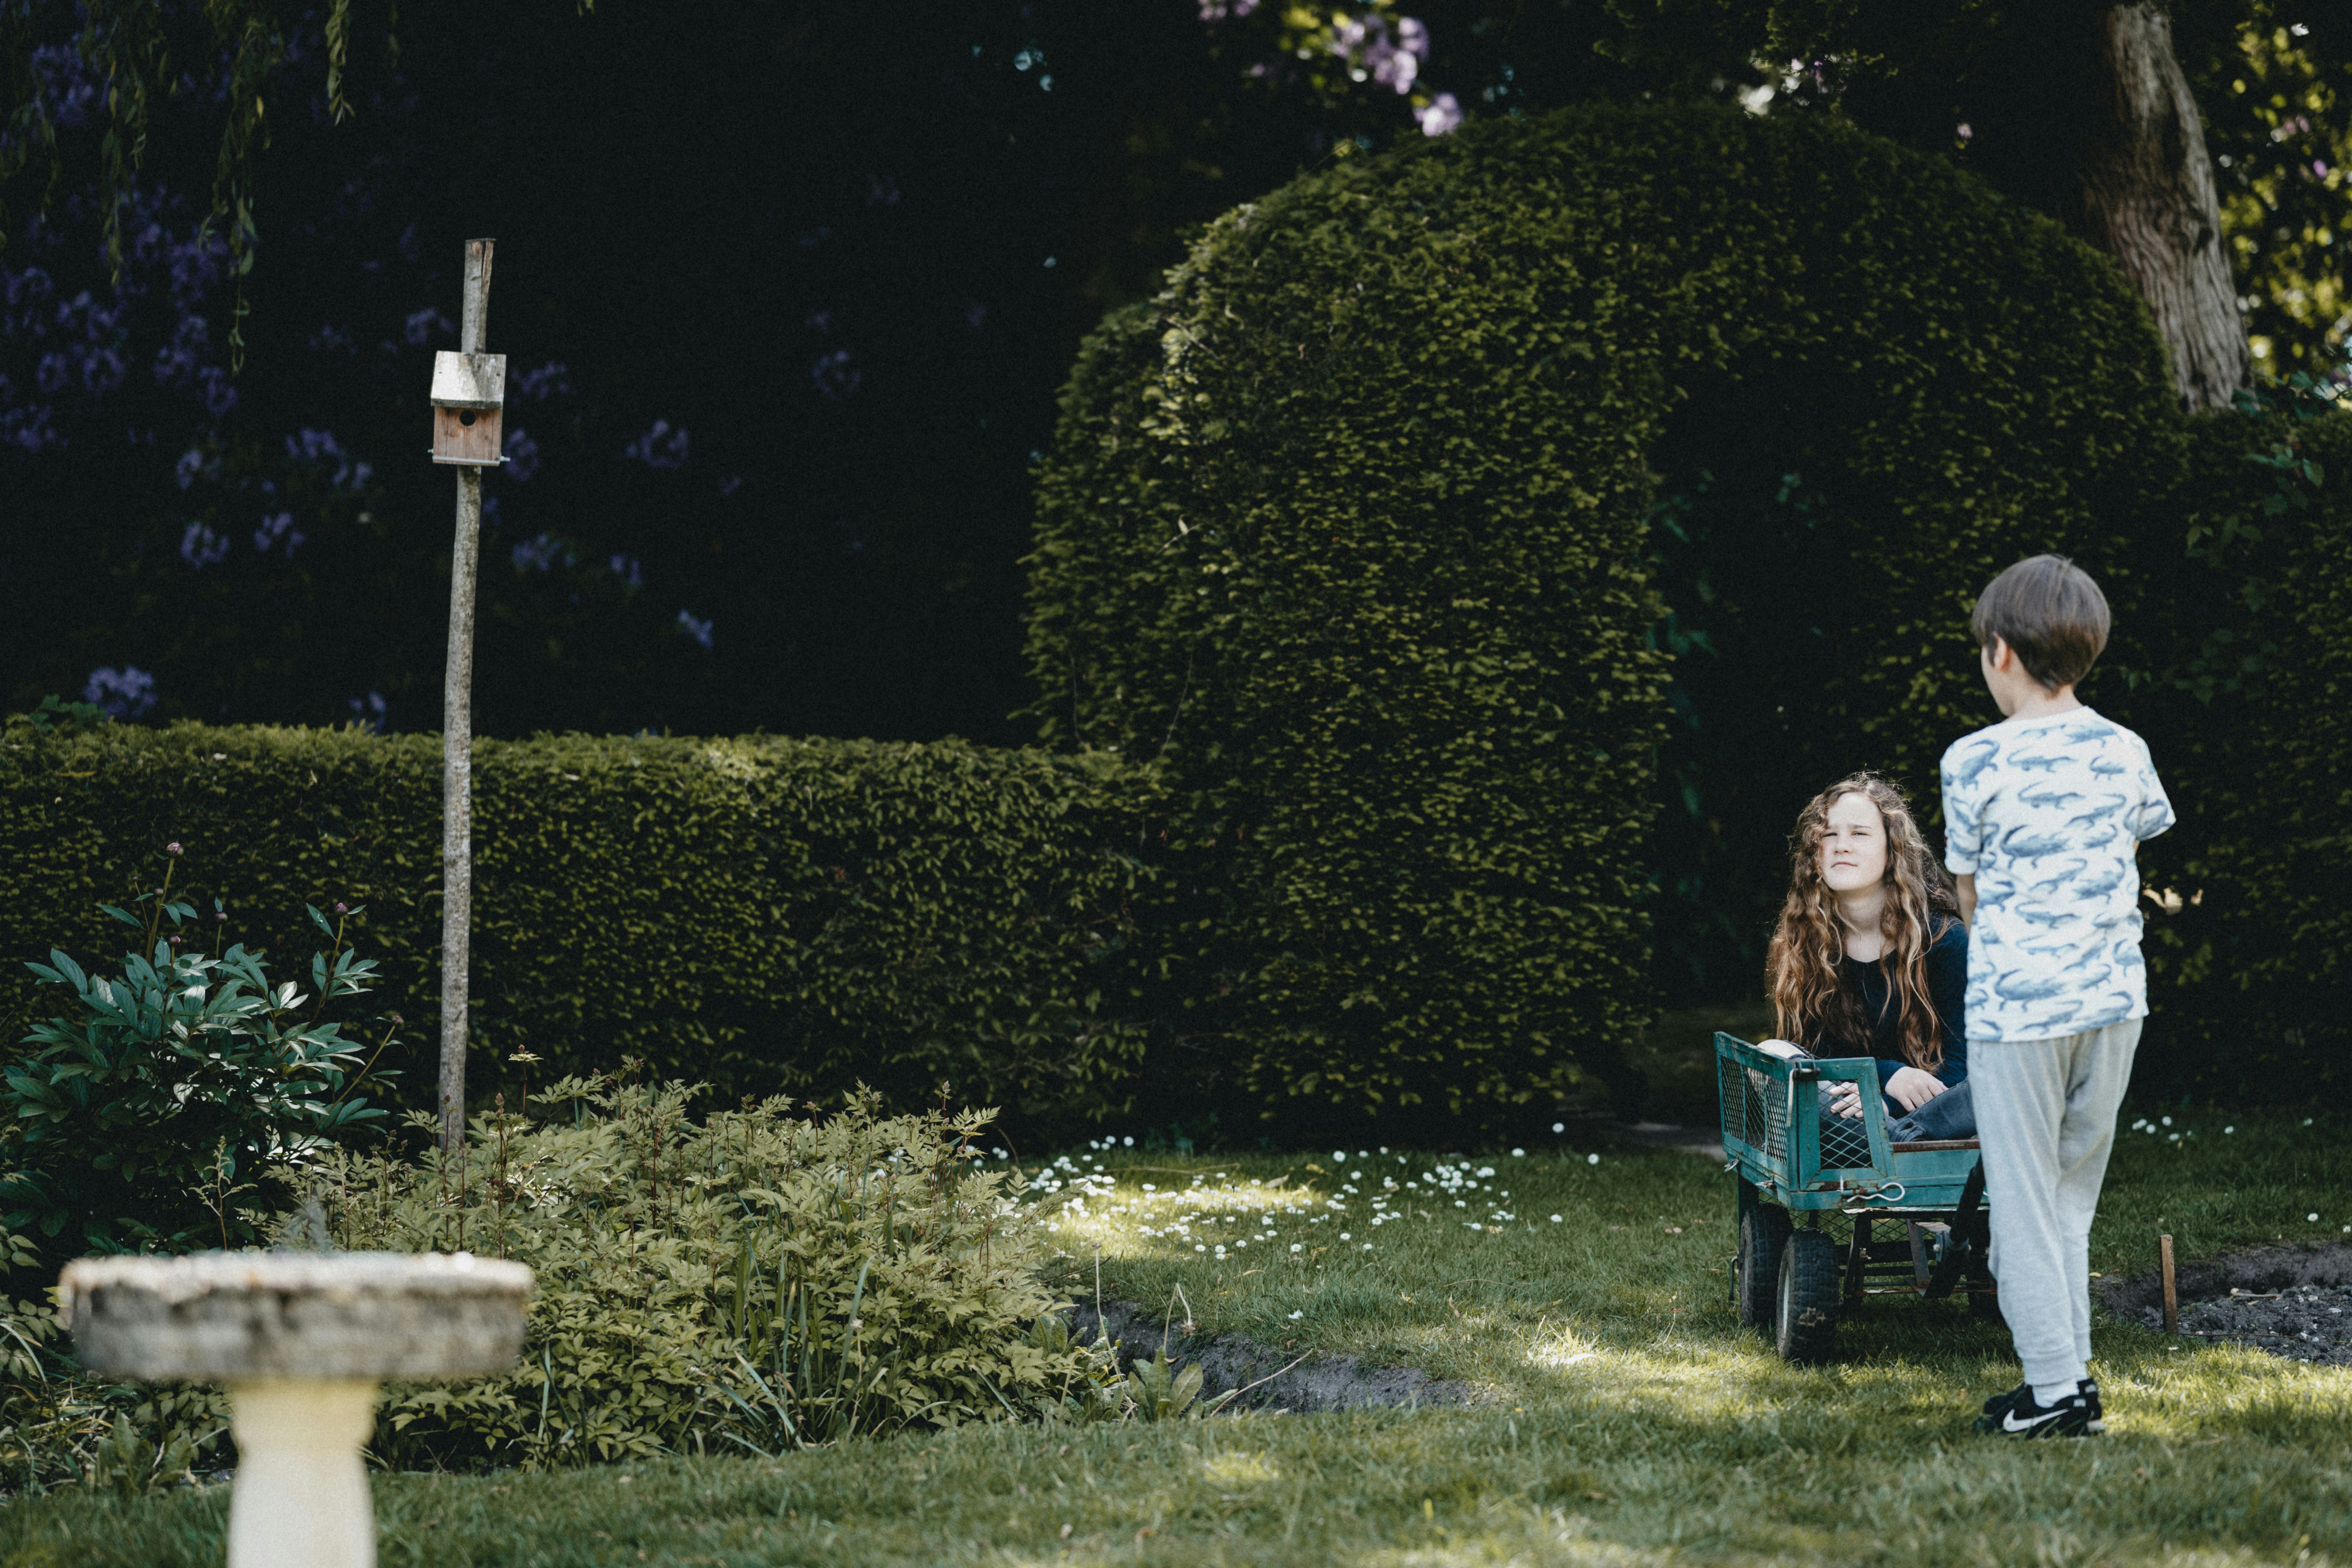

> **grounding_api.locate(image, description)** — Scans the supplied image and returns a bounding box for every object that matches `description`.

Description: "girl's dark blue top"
[1838,915,1969,1105]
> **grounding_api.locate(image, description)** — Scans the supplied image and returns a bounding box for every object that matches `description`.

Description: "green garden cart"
[1715,1032,2000,1363]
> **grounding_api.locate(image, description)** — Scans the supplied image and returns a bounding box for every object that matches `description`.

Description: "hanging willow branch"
[0,0,389,367]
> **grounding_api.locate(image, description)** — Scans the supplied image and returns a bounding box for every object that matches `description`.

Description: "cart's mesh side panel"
[1717,1052,1743,1148]
[1818,1113,1876,1173]
[1718,1054,1785,1166]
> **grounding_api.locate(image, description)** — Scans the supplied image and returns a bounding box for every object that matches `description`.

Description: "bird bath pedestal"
[60,1252,533,1568]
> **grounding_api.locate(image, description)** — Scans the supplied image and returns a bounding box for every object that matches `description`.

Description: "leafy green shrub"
[0,1283,232,1497]
[2119,404,2352,1103]
[1027,104,2176,1122]
[294,1081,1081,1466]
[0,727,1154,1132]
[0,855,397,1261]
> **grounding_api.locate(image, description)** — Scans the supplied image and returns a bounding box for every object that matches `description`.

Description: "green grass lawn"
[3,1109,2346,1567]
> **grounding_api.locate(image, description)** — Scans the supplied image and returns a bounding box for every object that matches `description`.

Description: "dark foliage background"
[3,1,2349,1103]
[2,0,1352,743]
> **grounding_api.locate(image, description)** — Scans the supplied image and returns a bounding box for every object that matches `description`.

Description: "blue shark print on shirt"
[1942,707,2173,1041]
[1951,738,2002,789]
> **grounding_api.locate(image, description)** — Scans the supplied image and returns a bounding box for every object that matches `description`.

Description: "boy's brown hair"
[1970,554,2111,691]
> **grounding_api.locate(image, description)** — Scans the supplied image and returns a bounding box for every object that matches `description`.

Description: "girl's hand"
[1884,1067,1945,1113]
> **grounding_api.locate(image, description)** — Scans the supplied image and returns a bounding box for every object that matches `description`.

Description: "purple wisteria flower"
[167,234,227,313]
[811,350,860,400]
[502,428,540,482]
[83,666,157,720]
[2,401,61,453]
[609,552,643,589]
[1198,0,1258,16]
[197,367,237,417]
[511,362,572,401]
[253,511,305,556]
[624,420,689,467]
[3,265,56,341]
[30,45,101,129]
[1416,92,1463,136]
[676,609,714,649]
[512,532,573,573]
[180,521,230,568]
[404,307,454,346]
[154,315,209,386]
[285,428,370,490]
[346,692,387,733]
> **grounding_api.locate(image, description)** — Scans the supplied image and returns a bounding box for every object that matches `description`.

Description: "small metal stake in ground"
[61,1252,531,1568]
[2160,1233,2179,1334]
[429,238,506,1154]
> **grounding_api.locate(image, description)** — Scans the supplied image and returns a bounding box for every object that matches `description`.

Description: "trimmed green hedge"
[1026,104,2176,1126]
[0,725,1154,1129]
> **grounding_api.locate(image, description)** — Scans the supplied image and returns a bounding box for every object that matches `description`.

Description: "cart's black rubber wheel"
[1736,1203,1792,1328]
[1774,1228,1843,1363]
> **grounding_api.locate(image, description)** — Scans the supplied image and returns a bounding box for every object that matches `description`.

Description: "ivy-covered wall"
[1026,104,2178,1127]
[0,726,1155,1130]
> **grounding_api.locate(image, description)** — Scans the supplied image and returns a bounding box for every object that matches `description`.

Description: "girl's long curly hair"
[1765,772,1960,1070]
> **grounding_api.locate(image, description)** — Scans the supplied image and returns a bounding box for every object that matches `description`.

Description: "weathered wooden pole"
[431,238,502,1154]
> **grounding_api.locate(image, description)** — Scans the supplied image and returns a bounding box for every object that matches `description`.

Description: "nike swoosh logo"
[2002,1408,2065,1433]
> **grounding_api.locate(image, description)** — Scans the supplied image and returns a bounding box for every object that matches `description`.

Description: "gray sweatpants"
[1969,1018,2143,1389]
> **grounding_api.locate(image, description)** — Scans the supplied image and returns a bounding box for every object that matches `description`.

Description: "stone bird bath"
[61,1251,533,1568]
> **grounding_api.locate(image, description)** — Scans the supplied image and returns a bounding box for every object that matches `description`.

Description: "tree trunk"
[2062,4,2250,412]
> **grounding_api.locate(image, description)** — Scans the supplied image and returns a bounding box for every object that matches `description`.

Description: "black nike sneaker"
[1981,1382,2028,1421]
[1976,1381,2098,1438]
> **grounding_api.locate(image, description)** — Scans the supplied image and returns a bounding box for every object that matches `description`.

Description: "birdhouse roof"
[431,350,507,410]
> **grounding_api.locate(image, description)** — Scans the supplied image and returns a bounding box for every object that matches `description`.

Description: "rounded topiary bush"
[1026,105,2177,1130]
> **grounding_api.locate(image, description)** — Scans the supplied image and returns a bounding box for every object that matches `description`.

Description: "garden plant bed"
[2101,1241,2352,1367]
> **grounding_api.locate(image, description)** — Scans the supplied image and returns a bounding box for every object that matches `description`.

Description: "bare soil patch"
[2098,1242,2352,1367]
[1068,1300,1479,1413]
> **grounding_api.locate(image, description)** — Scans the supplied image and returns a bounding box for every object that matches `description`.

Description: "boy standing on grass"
[1939,555,2174,1439]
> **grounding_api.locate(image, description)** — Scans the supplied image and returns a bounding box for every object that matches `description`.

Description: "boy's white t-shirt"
[1939,707,2175,1043]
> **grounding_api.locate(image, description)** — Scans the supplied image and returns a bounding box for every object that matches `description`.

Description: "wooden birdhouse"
[429,350,507,466]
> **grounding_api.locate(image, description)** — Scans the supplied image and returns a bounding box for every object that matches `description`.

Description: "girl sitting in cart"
[1762,772,1974,1144]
